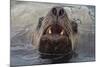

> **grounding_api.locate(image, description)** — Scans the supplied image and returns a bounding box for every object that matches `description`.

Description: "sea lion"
[32,6,78,61]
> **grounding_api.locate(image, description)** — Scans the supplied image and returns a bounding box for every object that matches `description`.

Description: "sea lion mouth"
[39,24,72,56]
[43,24,68,36]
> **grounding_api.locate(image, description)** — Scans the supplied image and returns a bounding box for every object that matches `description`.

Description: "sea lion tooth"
[60,29,64,35]
[48,27,52,34]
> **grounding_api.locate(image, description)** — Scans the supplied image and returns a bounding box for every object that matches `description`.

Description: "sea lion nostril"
[59,8,64,16]
[52,7,57,16]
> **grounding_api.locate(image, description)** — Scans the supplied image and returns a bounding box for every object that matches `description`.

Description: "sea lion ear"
[71,20,78,33]
[37,17,44,30]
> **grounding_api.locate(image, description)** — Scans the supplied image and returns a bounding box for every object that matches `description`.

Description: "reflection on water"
[10,1,95,66]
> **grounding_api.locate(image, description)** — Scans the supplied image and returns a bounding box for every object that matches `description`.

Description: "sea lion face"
[38,6,73,58]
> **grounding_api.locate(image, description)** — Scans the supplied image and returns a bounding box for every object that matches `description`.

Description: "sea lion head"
[33,6,78,59]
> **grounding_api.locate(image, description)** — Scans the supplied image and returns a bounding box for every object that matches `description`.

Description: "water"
[10,1,95,66]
